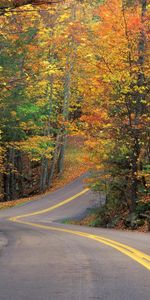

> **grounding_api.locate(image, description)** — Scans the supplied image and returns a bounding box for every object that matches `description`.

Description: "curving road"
[0,175,150,300]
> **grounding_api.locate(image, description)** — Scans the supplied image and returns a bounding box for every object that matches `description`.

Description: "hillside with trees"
[0,0,149,229]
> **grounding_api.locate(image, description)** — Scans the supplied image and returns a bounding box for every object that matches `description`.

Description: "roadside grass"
[61,214,98,227]
[61,207,101,227]
[0,135,89,210]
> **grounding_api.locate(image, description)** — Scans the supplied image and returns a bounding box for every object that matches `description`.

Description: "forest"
[0,0,149,229]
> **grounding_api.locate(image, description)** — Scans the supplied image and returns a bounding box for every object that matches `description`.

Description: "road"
[0,175,150,300]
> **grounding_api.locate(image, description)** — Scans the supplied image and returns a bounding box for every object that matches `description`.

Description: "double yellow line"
[9,189,150,271]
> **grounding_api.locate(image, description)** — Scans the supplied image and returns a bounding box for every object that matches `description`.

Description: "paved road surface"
[0,175,150,300]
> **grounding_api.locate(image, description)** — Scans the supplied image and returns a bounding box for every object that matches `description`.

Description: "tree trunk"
[47,134,61,186]
[57,3,77,175]
[57,68,71,175]
[57,134,67,175]
[4,147,16,200]
[40,157,48,192]
[130,0,147,209]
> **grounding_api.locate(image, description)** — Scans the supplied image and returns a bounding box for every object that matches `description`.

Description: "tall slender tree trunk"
[130,0,147,209]
[4,147,16,200]
[40,157,48,192]
[57,68,71,175]
[48,134,61,186]
[57,3,77,175]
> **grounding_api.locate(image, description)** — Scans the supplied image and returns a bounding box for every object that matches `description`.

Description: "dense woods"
[0,0,149,227]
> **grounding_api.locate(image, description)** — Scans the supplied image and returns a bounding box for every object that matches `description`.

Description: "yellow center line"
[9,188,89,221]
[9,188,150,271]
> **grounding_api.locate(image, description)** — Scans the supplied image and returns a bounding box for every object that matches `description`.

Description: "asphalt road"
[0,175,150,300]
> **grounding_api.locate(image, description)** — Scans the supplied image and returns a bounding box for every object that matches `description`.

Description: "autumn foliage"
[0,0,149,226]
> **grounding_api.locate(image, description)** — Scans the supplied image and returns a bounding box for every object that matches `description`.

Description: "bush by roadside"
[76,195,150,232]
